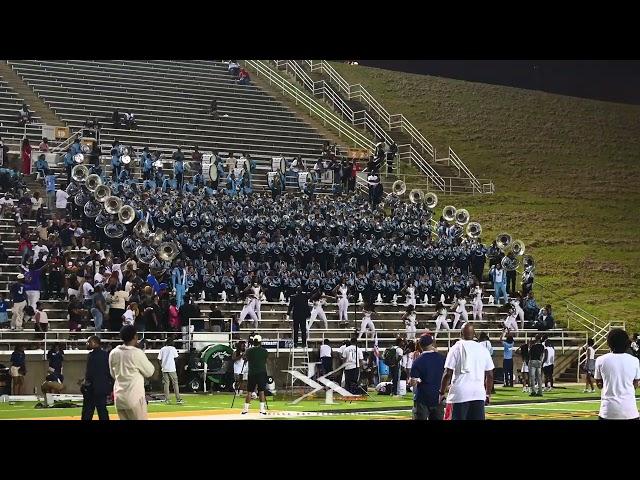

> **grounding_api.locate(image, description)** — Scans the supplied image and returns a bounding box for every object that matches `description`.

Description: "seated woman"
[34,154,49,179]
[237,68,251,85]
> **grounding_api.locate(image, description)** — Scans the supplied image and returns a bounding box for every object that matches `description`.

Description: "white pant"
[406,296,416,308]
[504,317,518,331]
[239,305,259,328]
[338,297,349,322]
[435,315,450,335]
[26,290,40,308]
[406,323,416,340]
[308,306,328,330]
[453,308,468,329]
[472,300,483,320]
[515,307,524,329]
[358,317,376,340]
[11,301,26,330]
[253,299,262,322]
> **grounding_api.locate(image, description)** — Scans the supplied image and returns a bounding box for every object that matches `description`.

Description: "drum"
[298,171,309,190]
[272,156,285,172]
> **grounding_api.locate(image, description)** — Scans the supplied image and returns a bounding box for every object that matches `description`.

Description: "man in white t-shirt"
[55,188,69,213]
[122,304,135,326]
[81,279,94,309]
[158,338,183,404]
[440,323,494,420]
[342,337,364,394]
[542,338,555,391]
[595,329,640,420]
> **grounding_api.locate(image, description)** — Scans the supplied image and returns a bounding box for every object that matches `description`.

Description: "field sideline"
[0,385,631,420]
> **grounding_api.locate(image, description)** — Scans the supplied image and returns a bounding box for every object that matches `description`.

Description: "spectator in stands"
[90,285,107,332]
[595,329,640,420]
[89,141,100,168]
[228,60,240,77]
[110,141,122,181]
[112,108,120,128]
[0,293,8,329]
[18,103,32,125]
[209,99,219,119]
[10,274,27,331]
[534,304,554,330]
[54,185,69,218]
[108,325,155,420]
[237,68,251,85]
[68,295,85,331]
[20,137,32,175]
[440,323,494,420]
[173,147,185,191]
[34,301,48,332]
[38,138,49,153]
[10,345,26,395]
[123,112,137,129]
[81,335,112,421]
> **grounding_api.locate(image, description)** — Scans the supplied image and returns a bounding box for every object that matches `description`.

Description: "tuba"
[455,208,470,225]
[133,219,150,239]
[501,253,520,271]
[85,174,102,192]
[442,205,457,222]
[95,210,111,228]
[104,221,126,238]
[72,164,89,182]
[94,185,111,202]
[510,240,525,256]
[83,200,102,218]
[424,192,438,209]
[466,221,482,239]
[392,180,406,196]
[74,191,90,207]
[104,196,123,214]
[118,205,136,224]
[121,236,137,255]
[409,189,425,204]
[135,244,157,264]
[66,181,81,197]
[158,242,179,262]
[496,233,512,251]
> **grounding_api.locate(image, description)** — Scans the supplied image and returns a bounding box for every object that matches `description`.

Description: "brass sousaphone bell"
[392,180,406,196]
[71,164,89,182]
[510,240,526,256]
[94,185,111,203]
[466,222,482,238]
[85,174,102,192]
[424,192,438,209]
[455,208,470,225]
[104,196,123,214]
[104,221,126,238]
[158,242,179,262]
[496,232,513,251]
[442,205,457,222]
[118,205,136,225]
[409,189,425,204]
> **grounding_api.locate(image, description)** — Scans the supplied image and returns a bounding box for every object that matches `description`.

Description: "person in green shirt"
[242,335,269,415]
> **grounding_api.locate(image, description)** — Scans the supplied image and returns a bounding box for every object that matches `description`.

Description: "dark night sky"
[357,60,640,105]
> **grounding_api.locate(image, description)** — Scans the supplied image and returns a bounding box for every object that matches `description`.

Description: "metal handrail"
[305,60,492,195]
[49,128,83,154]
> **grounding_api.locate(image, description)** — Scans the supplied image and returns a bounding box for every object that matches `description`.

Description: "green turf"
[0,385,616,420]
[314,63,640,331]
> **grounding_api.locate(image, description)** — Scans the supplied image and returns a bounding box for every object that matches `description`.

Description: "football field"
[0,384,629,420]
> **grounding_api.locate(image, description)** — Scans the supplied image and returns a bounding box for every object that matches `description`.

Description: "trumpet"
[442,205,457,222]
[85,174,102,192]
[392,180,406,196]
[409,189,424,204]
[72,164,89,182]
[118,205,136,224]
[104,196,123,214]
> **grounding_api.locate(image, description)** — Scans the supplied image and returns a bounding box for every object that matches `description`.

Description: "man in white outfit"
[358,307,376,340]
[158,338,183,404]
[239,292,259,328]
[109,325,155,420]
[510,296,525,329]
[453,296,468,329]
[503,308,519,332]
[250,282,262,322]
[435,303,450,336]
[336,283,349,324]
[472,284,483,320]
[308,294,329,330]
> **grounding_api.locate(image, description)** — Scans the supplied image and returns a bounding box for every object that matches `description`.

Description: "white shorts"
[521,363,529,373]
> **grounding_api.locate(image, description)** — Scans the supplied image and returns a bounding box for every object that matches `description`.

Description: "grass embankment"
[329,62,640,329]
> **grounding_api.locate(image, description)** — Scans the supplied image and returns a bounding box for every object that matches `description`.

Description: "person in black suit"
[81,336,113,421]
[287,287,311,348]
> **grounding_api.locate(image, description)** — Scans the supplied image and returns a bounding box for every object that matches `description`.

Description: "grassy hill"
[330,62,640,328]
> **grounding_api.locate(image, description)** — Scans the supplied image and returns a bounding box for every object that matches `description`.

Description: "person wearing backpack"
[385,337,404,397]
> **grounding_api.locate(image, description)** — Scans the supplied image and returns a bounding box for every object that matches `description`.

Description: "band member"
[452,295,468,329]
[308,291,330,330]
[174,149,185,191]
[510,294,525,329]
[402,281,417,308]
[358,305,376,340]
[171,260,188,309]
[334,280,349,325]
[503,306,519,332]
[472,282,483,321]
[110,141,122,182]
[250,281,263,322]
[434,301,450,336]
[402,304,417,340]
[239,289,259,328]
[141,147,153,181]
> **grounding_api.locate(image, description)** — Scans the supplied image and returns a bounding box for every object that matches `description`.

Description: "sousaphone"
[392,180,406,196]
[442,205,457,222]
[72,164,89,182]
